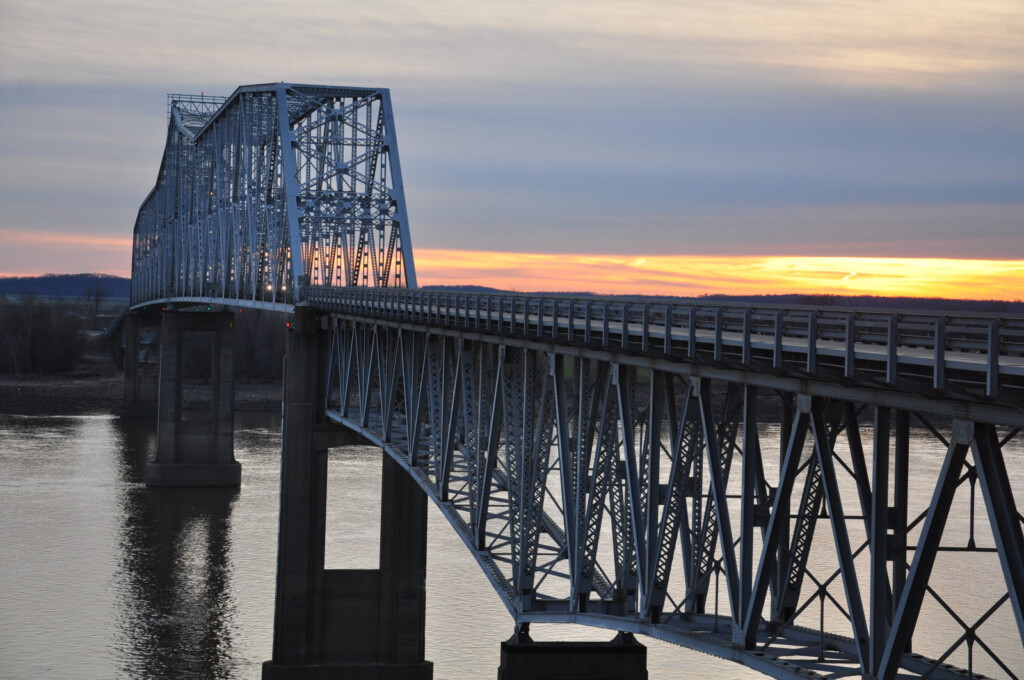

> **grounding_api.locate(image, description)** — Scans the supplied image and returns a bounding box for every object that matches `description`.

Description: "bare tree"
[83,280,107,330]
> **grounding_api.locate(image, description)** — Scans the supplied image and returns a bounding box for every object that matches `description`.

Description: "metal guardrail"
[306,286,1024,403]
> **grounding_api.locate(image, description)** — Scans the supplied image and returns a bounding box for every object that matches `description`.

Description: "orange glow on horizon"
[0,229,131,249]
[0,229,133,277]
[413,249,1024,302]
[2,233,1021,302]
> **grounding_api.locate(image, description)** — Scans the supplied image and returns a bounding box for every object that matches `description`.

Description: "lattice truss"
[324,319,1024,680]
[131,84,415,308]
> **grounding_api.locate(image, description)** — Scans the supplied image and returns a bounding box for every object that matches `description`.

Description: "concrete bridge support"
[145,311,240,486]
[263,308,432,680]
[498,632,648,680]
[122,311,162,418]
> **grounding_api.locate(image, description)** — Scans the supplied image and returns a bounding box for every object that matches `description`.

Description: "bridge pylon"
[122,310,161,418]
[263,307,432,679]
[145,310,240,486]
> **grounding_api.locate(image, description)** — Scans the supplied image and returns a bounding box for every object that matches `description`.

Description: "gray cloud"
[1,0,1022,274]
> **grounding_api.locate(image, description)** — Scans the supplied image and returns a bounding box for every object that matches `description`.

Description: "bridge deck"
[298,287,1024,423]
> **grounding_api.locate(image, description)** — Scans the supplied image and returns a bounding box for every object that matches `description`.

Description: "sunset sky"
[1,1,1022,299]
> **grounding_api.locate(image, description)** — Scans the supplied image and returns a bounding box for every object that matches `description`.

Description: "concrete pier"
[498,632,648,680]
[122,311,162,418]
[263,308,432,680]
[145,311,240,486]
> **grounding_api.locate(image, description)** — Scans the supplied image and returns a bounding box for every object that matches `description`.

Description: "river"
[1,413,1020,679]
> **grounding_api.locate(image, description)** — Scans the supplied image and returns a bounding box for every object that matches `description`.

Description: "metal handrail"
[305,286,1024,401]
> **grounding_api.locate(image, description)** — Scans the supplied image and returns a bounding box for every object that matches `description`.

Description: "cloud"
[4,1,1022,90]
[0,1,1022,285]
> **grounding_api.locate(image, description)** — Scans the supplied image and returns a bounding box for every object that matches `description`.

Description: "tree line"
[1,294,287,381]
[0,296,86,376]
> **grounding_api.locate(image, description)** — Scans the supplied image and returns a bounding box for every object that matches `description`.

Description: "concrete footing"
[261,661,433,680]
[498,634,648,680]
[144,461,241,486]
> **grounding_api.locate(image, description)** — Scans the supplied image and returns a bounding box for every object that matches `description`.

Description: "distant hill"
[423,286,1024,314]
[421,284,505,294]
[0,274,131,300]
[2,276,1020,315]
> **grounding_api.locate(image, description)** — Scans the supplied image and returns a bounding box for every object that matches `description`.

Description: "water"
[1,414,1021,679]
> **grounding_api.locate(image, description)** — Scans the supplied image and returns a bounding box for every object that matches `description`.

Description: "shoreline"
[0,352,282,416]
[0,376,283,416]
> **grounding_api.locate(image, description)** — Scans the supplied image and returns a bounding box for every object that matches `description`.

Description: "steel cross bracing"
[131,83,415,310]
[310,287,1024,680]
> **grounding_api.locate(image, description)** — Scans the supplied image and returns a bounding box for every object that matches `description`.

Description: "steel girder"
[131,84,415,309]
[321,314,1024,680]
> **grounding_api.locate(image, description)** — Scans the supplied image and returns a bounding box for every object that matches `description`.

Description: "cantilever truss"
[131,84,415,309]
[317,301,1024,680]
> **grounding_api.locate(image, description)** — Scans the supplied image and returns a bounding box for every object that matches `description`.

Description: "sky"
[1,0,1022,299]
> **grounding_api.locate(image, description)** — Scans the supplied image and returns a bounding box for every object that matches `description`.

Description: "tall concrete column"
[145,311,240,486]
[122,311,162,418]
[264,308,432,680]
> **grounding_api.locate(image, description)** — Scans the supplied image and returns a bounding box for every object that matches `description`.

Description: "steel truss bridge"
[132,84,1024,680]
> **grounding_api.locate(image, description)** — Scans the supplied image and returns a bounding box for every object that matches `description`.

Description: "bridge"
[125,83,1024,680]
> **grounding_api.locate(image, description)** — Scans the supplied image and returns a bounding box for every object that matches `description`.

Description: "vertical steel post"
[878,420,972,680]
[869,406,892,675]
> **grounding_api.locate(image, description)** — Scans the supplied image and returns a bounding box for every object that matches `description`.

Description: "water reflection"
[111,418,240,680]
[4,413,1018,678]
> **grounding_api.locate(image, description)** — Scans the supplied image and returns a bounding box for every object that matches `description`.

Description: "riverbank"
[0,350,282,415]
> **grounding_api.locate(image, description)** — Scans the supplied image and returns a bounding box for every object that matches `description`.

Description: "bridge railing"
[306,285,1024,404]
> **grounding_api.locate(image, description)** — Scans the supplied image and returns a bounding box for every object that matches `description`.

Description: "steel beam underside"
[318,313,1024,680]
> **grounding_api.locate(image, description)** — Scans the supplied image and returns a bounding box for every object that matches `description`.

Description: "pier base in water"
[145,310,239,487]
[498,633,648,680]
[263,659,431,680]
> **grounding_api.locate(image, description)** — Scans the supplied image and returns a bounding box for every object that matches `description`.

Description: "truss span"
[131,83,415,309]
[315,295,1024,680]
